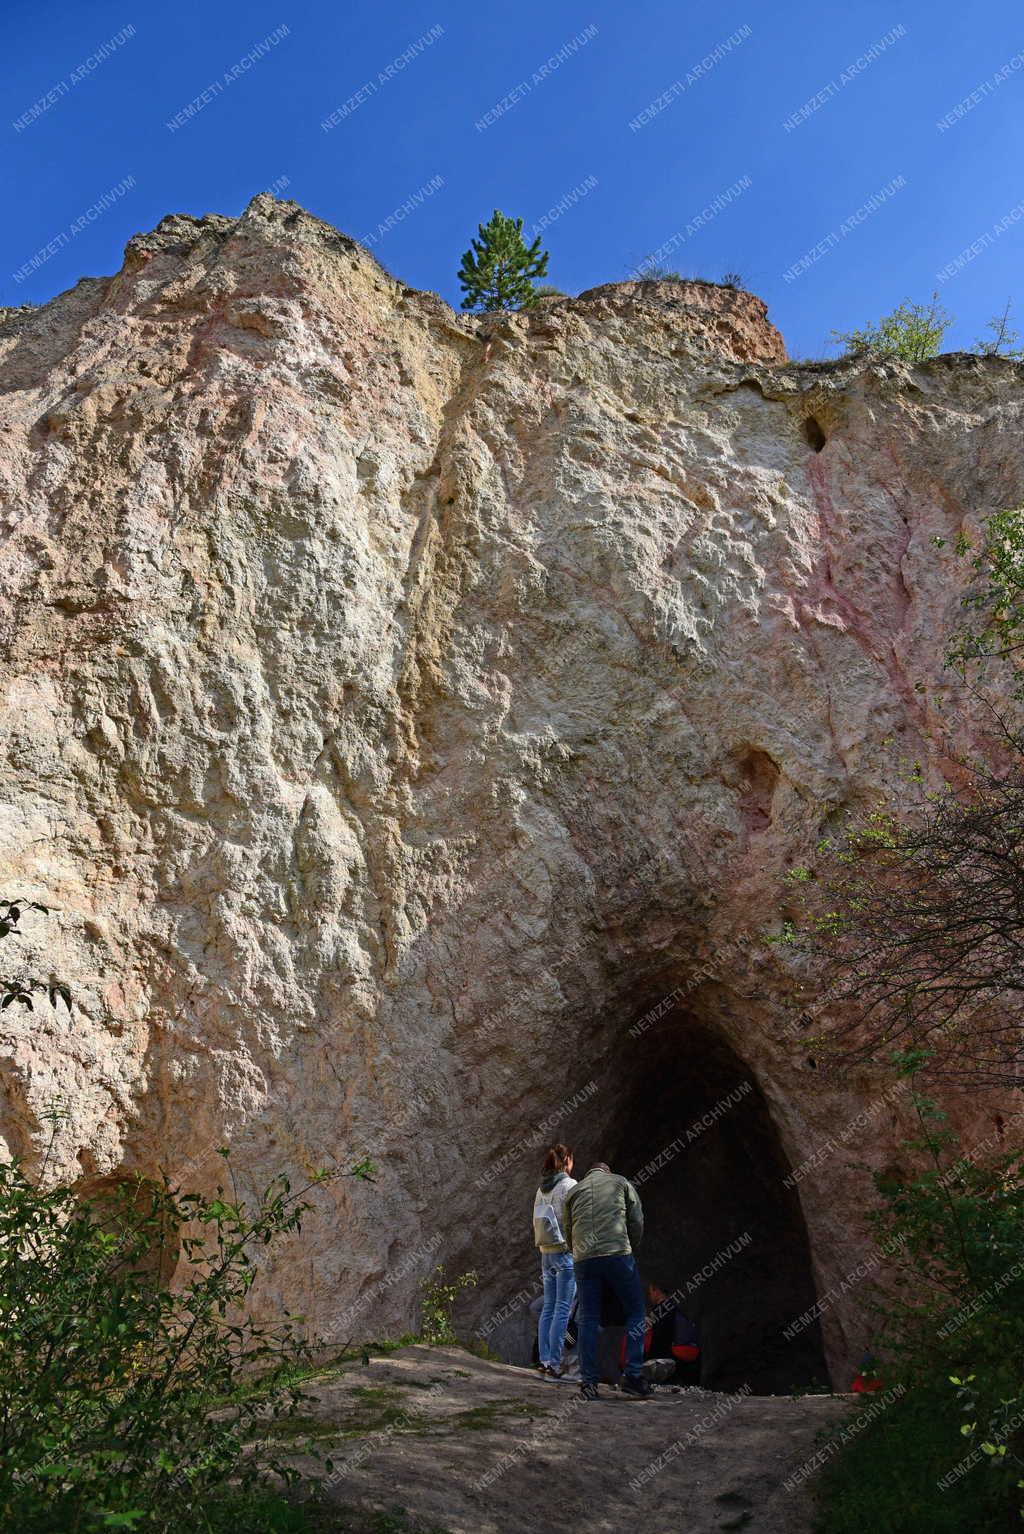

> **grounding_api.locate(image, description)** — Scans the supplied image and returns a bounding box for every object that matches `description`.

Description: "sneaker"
[579,1382,601,1401]
[621,1374,654,1400]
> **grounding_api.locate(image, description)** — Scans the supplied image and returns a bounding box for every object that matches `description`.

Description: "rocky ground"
[262,1344,853,1533]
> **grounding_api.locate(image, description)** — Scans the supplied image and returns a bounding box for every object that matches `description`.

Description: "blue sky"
[4,0,1023,357]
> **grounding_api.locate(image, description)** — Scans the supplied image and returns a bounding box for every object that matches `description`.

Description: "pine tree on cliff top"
[457,209,549,311]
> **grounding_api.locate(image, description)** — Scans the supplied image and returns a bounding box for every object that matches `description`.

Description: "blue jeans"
[538,1252,576,1368]
[576,1254,645,1384]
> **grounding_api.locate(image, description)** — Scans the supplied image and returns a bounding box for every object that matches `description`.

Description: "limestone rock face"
[1,196,1021,1382]
[572,277,787,364]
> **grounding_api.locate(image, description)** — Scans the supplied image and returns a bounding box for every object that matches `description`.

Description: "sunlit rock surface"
[1,196,1021,1384]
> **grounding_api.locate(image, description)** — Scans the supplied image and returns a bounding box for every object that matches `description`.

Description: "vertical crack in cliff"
[364,315,495,974]
[391,326,490,766]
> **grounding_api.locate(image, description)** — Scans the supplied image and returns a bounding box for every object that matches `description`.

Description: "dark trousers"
[576,1254,646,1384]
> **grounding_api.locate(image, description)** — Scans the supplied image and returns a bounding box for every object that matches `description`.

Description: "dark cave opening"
[606,1017,829,1395]
[803,414,827,452]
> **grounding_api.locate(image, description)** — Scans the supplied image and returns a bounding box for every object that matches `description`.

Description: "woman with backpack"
[532,1145,577,1379]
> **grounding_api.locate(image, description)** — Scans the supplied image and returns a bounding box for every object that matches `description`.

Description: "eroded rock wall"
[1,196,1021,1381]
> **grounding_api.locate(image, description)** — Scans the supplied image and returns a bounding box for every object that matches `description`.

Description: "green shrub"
[815,1381,1012,1534]
[0,1148,370,1532]
[816,1060,1024,1532]
[941,503,1024,694]
[417,1266,478,1346]
[831,294,951,362]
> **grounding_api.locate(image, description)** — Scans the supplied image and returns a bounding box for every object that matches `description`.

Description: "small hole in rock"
[803,416,827,452]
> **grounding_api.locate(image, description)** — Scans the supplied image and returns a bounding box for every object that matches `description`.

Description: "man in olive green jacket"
[563,1163,651,1400]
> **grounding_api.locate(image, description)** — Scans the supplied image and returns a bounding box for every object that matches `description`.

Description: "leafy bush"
[418,1266,477,1346]
[939,504,1024,692]
[831,294,951,362]
[0,1147,370,1532]
[815,1059,1024,1532]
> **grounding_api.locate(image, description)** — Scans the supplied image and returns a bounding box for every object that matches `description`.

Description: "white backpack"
[533,1186,565,1248]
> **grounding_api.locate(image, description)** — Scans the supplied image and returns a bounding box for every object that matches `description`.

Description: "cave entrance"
[607,1015,828,1394]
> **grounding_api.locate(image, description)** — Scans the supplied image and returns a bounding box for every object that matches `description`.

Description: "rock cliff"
[1,195,1021,1385]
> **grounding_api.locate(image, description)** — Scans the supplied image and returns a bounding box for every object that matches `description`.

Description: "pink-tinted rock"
[0,196,1021,1386]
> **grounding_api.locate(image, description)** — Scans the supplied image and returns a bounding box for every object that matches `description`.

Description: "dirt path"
[264,1346,853,1533]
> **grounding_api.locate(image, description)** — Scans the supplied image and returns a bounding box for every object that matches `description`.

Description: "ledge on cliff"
[2,193,787,367]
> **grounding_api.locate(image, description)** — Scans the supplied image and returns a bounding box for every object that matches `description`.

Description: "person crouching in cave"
[532,1145,578,1378]
[562,1162,653,1401]
[643,1279,702,1387]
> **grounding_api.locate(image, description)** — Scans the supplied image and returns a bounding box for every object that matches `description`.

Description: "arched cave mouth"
[605,1012,829,1395]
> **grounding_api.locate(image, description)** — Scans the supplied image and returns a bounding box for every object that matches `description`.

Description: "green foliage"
[803,503,1024,1522]
[0,1147,362,1533]
[457,211,549,311]
[974,299,1024,358]
[417,1266,478,1346]
[721,271,743,289]
[532,283,567,299]
[815,1062,1024,1532]
[831,293,952,363]
[815,1383,1013,1534]
[938,505,1024,694]
[0,894,379,1528]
